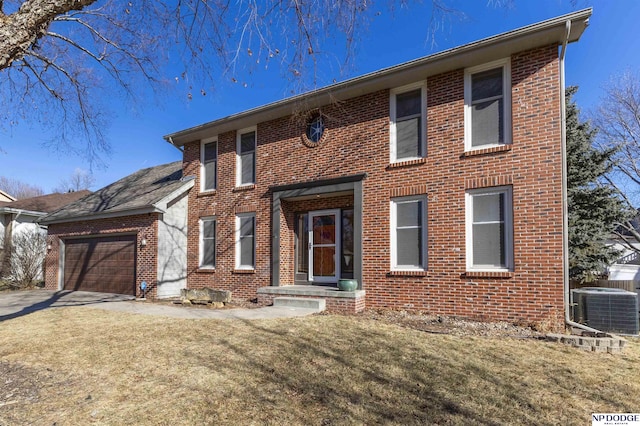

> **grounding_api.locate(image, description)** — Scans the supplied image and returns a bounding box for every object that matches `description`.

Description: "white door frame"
[308,209,340,283]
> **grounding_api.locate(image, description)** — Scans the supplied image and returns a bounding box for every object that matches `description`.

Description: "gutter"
[559,19,601,334]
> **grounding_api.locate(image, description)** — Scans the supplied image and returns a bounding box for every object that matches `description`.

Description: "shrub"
[4,228,47,289]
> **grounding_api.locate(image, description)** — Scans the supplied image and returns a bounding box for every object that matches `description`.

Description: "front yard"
[1,307,639,425]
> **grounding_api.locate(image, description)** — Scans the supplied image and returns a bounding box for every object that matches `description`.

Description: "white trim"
[200,136,218,193]
[464,58,512,151]
[390,195,427,271]
[57,238,65,291]
[235,212,256,270]
[199,216,216,269]
[308,209,341,283]
[465,186,513,272]
[236,126,257,187]
[390,81,427,163]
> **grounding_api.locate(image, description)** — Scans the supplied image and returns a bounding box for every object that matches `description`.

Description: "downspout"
[166,136,184,153]
[560,19,600,334]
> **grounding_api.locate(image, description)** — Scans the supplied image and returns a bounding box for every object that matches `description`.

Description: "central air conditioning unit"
[572,287,639,335]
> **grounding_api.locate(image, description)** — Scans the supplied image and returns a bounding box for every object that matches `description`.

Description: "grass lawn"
[1,308,639,425]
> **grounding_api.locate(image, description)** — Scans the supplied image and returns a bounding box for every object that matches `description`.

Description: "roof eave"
[164,8,591,146]
[0,207,48,217]
[39,206,161,225]
[151,178,195,212]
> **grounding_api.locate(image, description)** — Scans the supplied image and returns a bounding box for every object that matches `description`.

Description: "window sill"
[197,268,216,274]
[233,184,256,192]
[388,270,428,277]
[462,144,511,158]
[197,190,217,198]
[387,158,427,169]
[462,271,513,279]
[233,268,256,274]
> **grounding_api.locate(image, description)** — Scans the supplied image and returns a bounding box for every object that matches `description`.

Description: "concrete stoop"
[545,333,627,354]
[273,297,326,312]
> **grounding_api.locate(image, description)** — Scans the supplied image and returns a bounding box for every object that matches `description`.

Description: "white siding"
[12,218,42,242]
[156,193,188,298]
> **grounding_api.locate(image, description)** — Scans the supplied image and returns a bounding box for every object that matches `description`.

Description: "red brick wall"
[183,45,563,325]
[44,214,158,298]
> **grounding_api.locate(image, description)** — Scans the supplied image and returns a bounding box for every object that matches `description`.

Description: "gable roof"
[0,190,16,202]
[40,161,194,225]
[164,8,591,146]
[0,190,91,216]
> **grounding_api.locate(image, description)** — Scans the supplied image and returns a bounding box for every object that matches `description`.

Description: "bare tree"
[0,0,467,165]
[52,167,94,192]
[3,227,47,288]
[594,71,640,253]
[0,176,44,199]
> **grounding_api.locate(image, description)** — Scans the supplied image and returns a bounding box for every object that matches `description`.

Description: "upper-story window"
[236,127,256,186]
[464,59,511,151]
[201,137,217,192]
[390,83,426,163]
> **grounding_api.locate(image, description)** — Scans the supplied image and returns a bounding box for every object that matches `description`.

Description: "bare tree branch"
[0,0,467,165]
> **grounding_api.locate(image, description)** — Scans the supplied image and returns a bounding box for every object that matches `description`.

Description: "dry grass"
[1,308,639,425]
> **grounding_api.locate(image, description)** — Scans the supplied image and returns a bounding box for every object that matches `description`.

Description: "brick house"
[44,10,591,324]
[42,162,193,298]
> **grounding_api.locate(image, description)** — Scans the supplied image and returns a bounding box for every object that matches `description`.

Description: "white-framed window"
[236,127,256,186]
[466,186,513,271]
[390,82,427,163]
[464,59,511,151]
[199,216,216,269]
[390,196,427,270]
[200,137,217,192]
[235,212,256,269]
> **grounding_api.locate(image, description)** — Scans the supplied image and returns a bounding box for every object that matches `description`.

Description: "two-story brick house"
[158,9,589,323]
[44,10,591,325]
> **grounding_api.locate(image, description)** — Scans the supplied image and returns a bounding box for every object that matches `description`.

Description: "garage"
[63,235,136,295]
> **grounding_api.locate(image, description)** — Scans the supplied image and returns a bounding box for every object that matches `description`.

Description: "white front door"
[308,209,340,283]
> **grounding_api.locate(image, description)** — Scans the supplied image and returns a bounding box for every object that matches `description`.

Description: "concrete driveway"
[0,290,321,321]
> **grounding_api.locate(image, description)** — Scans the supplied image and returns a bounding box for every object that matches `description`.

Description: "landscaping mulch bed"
[356,309,545,338]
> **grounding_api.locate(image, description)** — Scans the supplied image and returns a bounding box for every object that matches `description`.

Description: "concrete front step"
[273,297,326,312]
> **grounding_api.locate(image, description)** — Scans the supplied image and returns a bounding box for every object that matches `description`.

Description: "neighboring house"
[41,162,193,298]
[0,190,16,203]
[0,191,90,278]
[608,243,640,282]
[608,212,640,283]
[44,10,591,325]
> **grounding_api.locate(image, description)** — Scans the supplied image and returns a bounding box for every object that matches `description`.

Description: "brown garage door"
[64,235,136,295]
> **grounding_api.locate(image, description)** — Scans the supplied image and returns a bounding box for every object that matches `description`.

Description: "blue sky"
[1,0,639,193]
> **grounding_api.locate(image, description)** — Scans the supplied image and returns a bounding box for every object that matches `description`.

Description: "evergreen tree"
[566,86,628,282]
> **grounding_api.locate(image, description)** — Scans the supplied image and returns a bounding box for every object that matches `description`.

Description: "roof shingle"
[41,162,190,224]
[0,190,91,214]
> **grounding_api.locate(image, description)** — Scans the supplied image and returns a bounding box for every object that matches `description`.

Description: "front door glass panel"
[309,210,339,282]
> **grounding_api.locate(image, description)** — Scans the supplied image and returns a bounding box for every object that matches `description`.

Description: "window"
[306,115,325,143]
[466,187,513,271]
[464,59,511,150]
[391,196,427,270]
[201,138,217,192]
[236,128,256,186]
[199,217,216,269]
[236,213,255,269]
[390,83,426,162]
